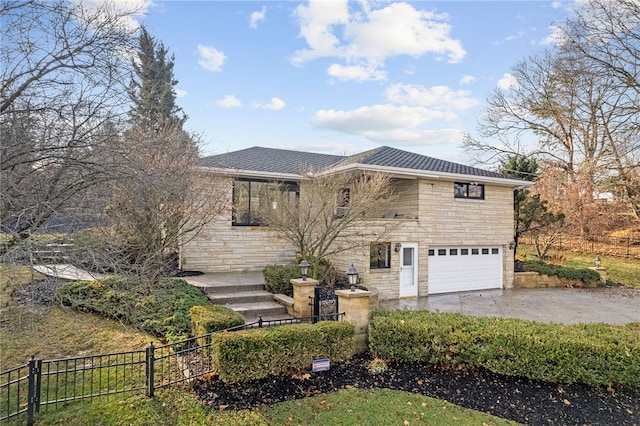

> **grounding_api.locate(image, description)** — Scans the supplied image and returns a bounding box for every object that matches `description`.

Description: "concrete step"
[208,290,274,305]
[202,282,265,294]
[224,301,288,321]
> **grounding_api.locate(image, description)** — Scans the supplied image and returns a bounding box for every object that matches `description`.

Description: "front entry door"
[399,243,418,297]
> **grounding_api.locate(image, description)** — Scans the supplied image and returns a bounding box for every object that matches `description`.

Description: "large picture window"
[232,179,298,226]
[370,242,391,269]
[454,182,484,200]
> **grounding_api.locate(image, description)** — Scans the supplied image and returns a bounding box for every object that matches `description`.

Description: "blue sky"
[129,1,572,164]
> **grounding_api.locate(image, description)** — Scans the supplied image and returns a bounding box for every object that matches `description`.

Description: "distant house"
[180,146,532,300]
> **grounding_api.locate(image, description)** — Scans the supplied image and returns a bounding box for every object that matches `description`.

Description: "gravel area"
[192,352,640,425]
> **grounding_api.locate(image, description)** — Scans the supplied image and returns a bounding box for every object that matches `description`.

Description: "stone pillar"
[335,289,371,353]
[589,267,608,283]
[291,278,318,318]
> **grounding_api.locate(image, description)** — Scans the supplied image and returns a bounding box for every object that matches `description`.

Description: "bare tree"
[0,0,140,248]
[258,171,398,278]
[561,0,640,221]
[464,2,640,227]
[105,127,228,280]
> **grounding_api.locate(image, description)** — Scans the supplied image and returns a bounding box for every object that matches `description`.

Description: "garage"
[428,246,503,294]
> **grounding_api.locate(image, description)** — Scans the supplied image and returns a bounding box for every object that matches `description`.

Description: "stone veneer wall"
[180,175,296,273]
[329,178,516,300]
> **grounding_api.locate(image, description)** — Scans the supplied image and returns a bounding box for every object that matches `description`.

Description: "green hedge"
[211,321,355,383]
[190,304,245,336]
[263,264,299,296]
[369,310,640,387]
[56,276,211,342]
[525,260,602,285]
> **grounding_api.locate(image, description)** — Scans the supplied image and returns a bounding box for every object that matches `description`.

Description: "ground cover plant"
[55,276,211,342]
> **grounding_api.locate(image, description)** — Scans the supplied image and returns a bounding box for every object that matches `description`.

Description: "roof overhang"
[321,163,534,188]
[197,166,303,181]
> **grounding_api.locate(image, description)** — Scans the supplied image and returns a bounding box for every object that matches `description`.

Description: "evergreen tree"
[129,27,186,130]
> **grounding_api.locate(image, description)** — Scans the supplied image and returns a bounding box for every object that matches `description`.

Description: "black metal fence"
[520,235,640,259]
[1,313,344,425]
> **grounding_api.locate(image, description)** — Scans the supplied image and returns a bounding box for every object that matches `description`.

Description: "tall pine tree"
[129,27,186,130]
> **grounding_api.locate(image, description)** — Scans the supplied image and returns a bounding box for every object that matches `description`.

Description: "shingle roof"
[332,146,510,179]
[200,145,516,181]
[200,146,345,175]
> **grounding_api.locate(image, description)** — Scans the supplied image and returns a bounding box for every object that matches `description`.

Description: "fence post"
[146,342,155,398]
[258,316,263,329]
[627,236,631,257]
[26,356,40,426]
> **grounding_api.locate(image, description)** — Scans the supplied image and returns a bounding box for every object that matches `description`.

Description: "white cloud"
[551,1,563,9]
[72,0,153,31]
[175,88,187,98]
[292,1,466,76]
[459,75,476,85]
[215,95,242,108]
[252,97,286,111]
[249,6,266,29]
[541,23,565,45]
[197,45,226,72]
[385,83,479,112]
[497,73,519,90]
[327,63,386,81]
[312,104,446,136]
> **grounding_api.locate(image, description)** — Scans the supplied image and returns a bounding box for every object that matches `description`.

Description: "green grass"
[518,245,640,288]
[33,387,520,426]
[261,388,520,426]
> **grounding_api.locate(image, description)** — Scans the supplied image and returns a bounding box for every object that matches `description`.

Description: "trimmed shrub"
[56,277,211,341]
[525,260,602,285]
[263,264,299,296]
[211,321,355,383]
[190,305,245,336]
[369,310,640,387]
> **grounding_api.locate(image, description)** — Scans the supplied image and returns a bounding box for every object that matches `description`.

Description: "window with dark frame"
[232,179,299,226]
[370,242,391,269]
[454,182,485,200]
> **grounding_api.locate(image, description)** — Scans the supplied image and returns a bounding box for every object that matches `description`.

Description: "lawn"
[1,265,519,426]
[33,387,519,426]
[517,245,640,288]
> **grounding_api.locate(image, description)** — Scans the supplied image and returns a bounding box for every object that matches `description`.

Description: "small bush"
[211,321,355,383]
[369,310,640,387]
[263,264,299,296]
[190,305,245,336]
[525,260,602,285]
[368,357,388,375]
[56,277,211,341]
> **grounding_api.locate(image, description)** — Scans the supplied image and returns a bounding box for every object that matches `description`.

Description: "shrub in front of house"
[210,321,355,383]
[369,310,640,387]
[263,264,299,296]
[56,276,211,342]
[190,304,245,336]
[524,260,603,286]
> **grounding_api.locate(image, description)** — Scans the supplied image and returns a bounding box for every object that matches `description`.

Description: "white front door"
[399,243,418,298]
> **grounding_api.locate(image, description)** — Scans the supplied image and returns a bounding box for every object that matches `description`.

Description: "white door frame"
[399,243,418,298]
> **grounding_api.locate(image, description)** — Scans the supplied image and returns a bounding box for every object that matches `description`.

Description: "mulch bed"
[192,352,640,425]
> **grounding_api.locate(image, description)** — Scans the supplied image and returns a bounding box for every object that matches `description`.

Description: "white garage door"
[428,247,503,294]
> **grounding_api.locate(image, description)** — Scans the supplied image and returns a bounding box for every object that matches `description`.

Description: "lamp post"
[595,257,602,268]
[299,259,310,281]
[347,264,359,291]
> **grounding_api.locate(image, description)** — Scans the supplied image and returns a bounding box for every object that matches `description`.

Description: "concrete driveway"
[379,287,640,325]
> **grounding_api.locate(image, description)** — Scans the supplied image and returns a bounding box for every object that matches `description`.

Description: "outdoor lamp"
[347,264,359,291]
[509,240,516,250]
[299,259,310,281]
[595,257,601,268]
[395,243,402,252]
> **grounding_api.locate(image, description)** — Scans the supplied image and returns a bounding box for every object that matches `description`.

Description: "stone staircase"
[187,272,290,321]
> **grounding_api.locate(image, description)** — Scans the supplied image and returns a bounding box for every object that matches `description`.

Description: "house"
[180,146,532,300]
